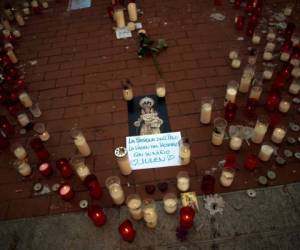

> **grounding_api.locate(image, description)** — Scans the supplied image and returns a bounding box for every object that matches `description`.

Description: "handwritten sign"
[126,132,182,170]
[115,27,132,39]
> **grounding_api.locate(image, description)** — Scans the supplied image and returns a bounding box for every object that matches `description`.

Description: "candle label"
[126,132,182,169]
[116,27,132,39]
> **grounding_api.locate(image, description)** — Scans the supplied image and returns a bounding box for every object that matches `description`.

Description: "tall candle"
[225,81,238,105]
[211,117,227,146]
[143,199,158,228]
[179,138,191,165]
[127,2,138,22]
[220,168,235,187]
[258,144,274,161]
[7,50,18,64]
[177,171,190,192]
[163,193,178,214]
[126,194,143,220]
[239,74,252,93]
[71,128,91,157]
[200,97,213,124]
[115,147,132,175]
[249,84,262,100]
[106,176,125,205]
[15,13,25,26]
[114,7,126,28]
[271,127,286,144]
[251,117,268,144]
[19,92,33,108]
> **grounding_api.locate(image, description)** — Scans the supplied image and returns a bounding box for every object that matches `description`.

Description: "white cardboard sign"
[115,27,132,39]
[126,132,182,170]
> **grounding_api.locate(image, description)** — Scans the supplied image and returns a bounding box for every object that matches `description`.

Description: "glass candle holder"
[258,142,274,161]
[239,70,253,93]
[224,80,238,105]
[271,124,287,144]
[179,138,191,165]
[38,162,53,177]
[265,42,276,52]
[155,79,166,98]
[248,48,258,65]
[278,96,291,113]
[266,28,276,41]
[105,176,125,205]
[244,154,258,171]
[201,174,215,194]
[143,199,158,228]
[126,194,143,220]
[280,64,293,79]
[200,96,214,124]
[231,57,241,69]
[70,155,91,182]
[119,219,136,242]
[252,29,261,45]
[224,153,237,168]
[224,102,237,122]
[58,184,75,201]
[228,49,239,60]
[18,91,33,108]
[0,116,15,136]
[30,138,50,162]
[251,115,269,144]
[266,92,281,112]
[13,159,32,177]
[220,167,235,187]
[34,123,50,142]
[114,147,132,175]
[263,49,273,61]
[211,117,227,146]
[11,142,27,160]
[263,66,274,80]
[289,79,300,95]
[88,205,107,227]
[16,112,32,129]
[180,206,195,229]
[249,79,263,101]
[114,7,126,28]
[29,103,42,118]
[284,3,294,16]
[6,50,18,64]
[229,134,243,151]
[235,16,245,31]
[71,127,91,157]
[291,67,300,79]
[56,158,73,178]
[84,174,102,200]
[269,112,281,129]
[244,98,258,118]
[177,171,190,192]
[163,193,178,214]
[291,49,300,67]
[246,21,256,37]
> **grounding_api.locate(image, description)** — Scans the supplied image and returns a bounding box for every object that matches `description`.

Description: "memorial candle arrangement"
[105,176,125,205]
[200,97,213,124]
[70,155,91,182]
[71,127,91,157]
[143,199,158,228]
[88,205,107,227]
[114,147,132,175]
[126,194,143,220]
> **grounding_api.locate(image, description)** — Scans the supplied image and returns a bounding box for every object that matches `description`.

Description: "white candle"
[23,8,30,15]
[115,147,132,175]
[2,29,10,38]
[267,31,276,42]
[280,52,290,62]
[7,50,18,64]
[156,86,166,98]
[42,1,49,8]
[74,135,91,157]
[127,197,143,220]
[127,2,137,22]
[239,74,252,93]
[225,87,237,104]
[229,136,243,150]
[290,58,300,67]
[271,128,286,144]
[163,196,177,214]
[2,19,11,31]
[291,67,300,78]
[284,6,293,16]
[18,161,32,176]
[252,122,268,144]
[17,113,30,127]
[12,29,21,38]
[231,58,241,69]
[200,103,212,124]
[15,14,25,26]
[127,22,136,31]
[265,42,276,52]
[263,51,273,61]
[279,100,290,113]
[114,8,126,28]
[31,0,39,8]
[252,34,261,44]
[289,80,300,95]
[177,176,190,192]
[229,50,238,60]
[143,207,158,228]
[212,131,225,146]
[179,144,191,165]
[109,183,125,205]
[19,92,33,108]
[263,68,273,80]
[291,36,300,47]
[220,169,235,187]
[258,144,274,161]
[76,164,91,181]
[249,85,262,100]
[14,146,27,160]
[123,88,133,101]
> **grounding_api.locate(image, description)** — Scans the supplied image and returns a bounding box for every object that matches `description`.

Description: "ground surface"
[1,183,300,250]
[0,0,300,220]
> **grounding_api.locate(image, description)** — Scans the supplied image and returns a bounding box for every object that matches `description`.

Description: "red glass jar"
[244,98,258,118]
[235,16,245,31]
[224,153,237,169]
[88,205,107,227]
[180,206,195,229]
[59,184,75,201]
[246,21,256,37]
[0,116,15,136]
[266,92,281,112]
[225,102,237,122]
[201,175,215,195]
[30,138,50,162]
[56,158,73,178]
[84,174,102,199]
[245,1,254,14]
[15,79,26,90]
[38,162,53,177]
[244,154,258,170]
[281,40,292,53]
[271,74,285,92]
[107,6,114,19]
[234,0,241,9]
[279,64,293,79]
[269,112,282,129]
[119,220,136,242]
[6,104,21,117]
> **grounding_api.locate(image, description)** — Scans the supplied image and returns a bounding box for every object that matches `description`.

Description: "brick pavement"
[0,0,300,220]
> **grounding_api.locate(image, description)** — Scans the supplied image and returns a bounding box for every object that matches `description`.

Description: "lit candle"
[278,98,291,113]
[126,194,143,220]
[163,193,178,214]
[70,155,91,182]
[105,176,125,205]
[180,206,195,229]
[251,116,269,144]
[258,143,274,161]
[119,220,136,242]
[229,135,243,150]
[265,42,276,52]
[284,4,293,16]
[263,67,274,80]
[239,74,252,93]
[179,138,191,165]
[200,97,213,124]
[7,50,18,64]
[23,7,30,15]
[115,147,132,175]
[143,199,158,228]
[228,50,238,60]
[34,123,50,141]
[244,154,258,171]
[15,13,25,26]
[271,126,286,144]
[122,83,134,101]
[56,158,73,178]
[71,128,91,157]
[127,2,138,22]
[249,83,262,101]
[289,80,300,95]
[252,30,261,44]
[291,35,300,47]
[59,184,75,201]
[220,167,235,187]
[280,52,290,62]
[11,143,27,160]
[14,160,32,177]
[263,51,273,61]
[17,112,31,128]
[211,117,227,146]
[114,7,126,28]
[291,67,300,78]
[84,174,102,199]
[18,92,33,108]
[231,58,241,69]
[224,81,238,105]
[38,162,53,177]
[156,79,166,98]
[88,205,107,227]
[177,171,190,192]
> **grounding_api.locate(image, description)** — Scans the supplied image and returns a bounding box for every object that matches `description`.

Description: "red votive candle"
[201,175,215,195]
[56,158,73,178]
[271,75,285,92]
[38,162,53,177]
[224,153,237,169]
[266,92,280,112]
[244,98,258,118]
[119,219,136,242]
[88,205,107,227]
[30,138,50,162]
[84,174,102,199]
[235,16,245,31]
[180,206,195,229]
[59,184,75,201]
[244,154,258,171]
[269,112,282,129]
[225,102,237,122]
[279,64,293,79]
